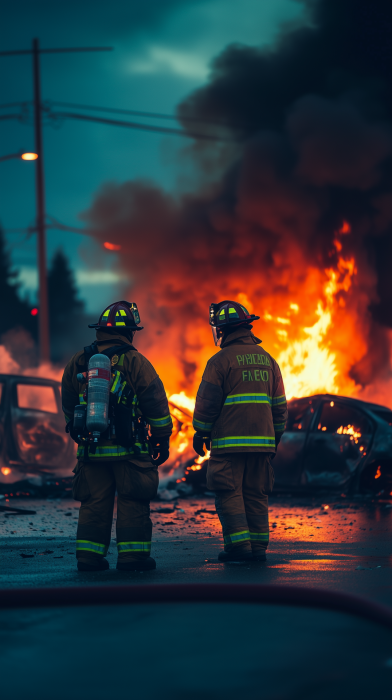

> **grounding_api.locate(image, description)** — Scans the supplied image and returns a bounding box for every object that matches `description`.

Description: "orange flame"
[375,465,382,479]
[103,242,121,251]
[336,424,362,444]
[339,221,351,234]
[161,222,380,470]
[274,242,359,399]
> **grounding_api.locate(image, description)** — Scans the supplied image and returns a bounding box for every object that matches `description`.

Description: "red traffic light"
[31,308,38,316]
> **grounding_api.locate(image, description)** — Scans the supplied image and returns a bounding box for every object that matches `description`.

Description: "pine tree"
[48,249,85,360]
[0,226,37,338]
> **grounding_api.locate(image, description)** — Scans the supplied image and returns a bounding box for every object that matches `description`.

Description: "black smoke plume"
[82,0,392,397]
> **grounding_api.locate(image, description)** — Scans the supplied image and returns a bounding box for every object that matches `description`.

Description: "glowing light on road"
[103,242,121,251]
[339,220,351,234]
[21,152,38,161]
[1,467,11,476]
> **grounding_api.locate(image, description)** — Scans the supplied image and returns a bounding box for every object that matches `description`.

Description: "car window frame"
[311,398,374,436]
[11,377,62,415]
[286,398,320,433]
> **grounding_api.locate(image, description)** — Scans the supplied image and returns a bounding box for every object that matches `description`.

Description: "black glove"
[271,433,283,460]
[193,432,211,457]
[150,435,170,467]
[65,420,83,445]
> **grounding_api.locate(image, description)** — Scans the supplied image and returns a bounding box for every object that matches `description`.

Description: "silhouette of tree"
[48,249,85,360]
[0,226,37,338]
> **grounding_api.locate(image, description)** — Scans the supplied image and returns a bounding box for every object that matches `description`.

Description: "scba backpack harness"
[68,342,150,457]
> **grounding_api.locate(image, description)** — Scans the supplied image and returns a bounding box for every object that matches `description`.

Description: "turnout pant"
[72,459,158,564]
[207,452,274,553]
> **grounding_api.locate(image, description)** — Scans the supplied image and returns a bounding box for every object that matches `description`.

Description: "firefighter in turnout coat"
[193,300,287,563]
[62,301,172,572]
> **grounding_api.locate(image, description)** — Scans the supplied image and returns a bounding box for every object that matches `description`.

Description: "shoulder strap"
[78,342,134,369]
[99,344,133,360]
[77,341,98,369]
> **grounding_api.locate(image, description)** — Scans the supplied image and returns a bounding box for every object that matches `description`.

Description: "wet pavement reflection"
[1,493,391,604]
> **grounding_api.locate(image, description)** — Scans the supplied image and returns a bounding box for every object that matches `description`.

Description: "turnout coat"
[62,330,172,464]
[193,328,287,455]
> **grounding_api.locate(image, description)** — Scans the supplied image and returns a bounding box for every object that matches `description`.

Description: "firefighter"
[192,300,287,563]
[62,301,172,572]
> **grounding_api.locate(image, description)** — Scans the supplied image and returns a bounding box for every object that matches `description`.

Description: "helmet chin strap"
[212,326,223,347]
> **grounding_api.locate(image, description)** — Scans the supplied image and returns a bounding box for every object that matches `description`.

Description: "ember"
[336,425,362,444]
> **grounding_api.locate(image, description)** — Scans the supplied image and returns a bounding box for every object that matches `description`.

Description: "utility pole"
[0,41,112,361]
[32,39,49,361]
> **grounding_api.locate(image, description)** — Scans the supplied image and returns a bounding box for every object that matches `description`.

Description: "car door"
[302,399,373,488]
[9,377,72,473]
[273,398,318,488]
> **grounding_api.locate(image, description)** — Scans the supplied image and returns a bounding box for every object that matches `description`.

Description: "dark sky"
[0,0,305,313]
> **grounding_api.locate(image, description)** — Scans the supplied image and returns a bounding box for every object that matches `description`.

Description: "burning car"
[182,393,392,494]
[0,373,75,486]
[1,372,391,496]
[271,394,392,493]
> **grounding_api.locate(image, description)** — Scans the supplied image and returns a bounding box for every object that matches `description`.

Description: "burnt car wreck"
[184,394,392,494]
[273,394,392,493]
[0,374,75,488]
[1,375,391,496]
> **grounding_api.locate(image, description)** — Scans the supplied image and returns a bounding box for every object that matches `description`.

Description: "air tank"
[86,354,111,438]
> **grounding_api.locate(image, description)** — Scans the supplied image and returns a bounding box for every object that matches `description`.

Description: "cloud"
[18,266,126,290]
[128,46,210,80]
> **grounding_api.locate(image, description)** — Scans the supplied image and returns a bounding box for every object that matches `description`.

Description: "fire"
[169,392,195,413]
[266,226,360,400]
[0,219,387,480]
[103,242,121,251]
[162,222,376,471]
[375,465,382,479]
[336,424,362,444]
[339,221,351,234]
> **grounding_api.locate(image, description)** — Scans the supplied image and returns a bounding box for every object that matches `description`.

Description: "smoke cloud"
[82,0,392,399]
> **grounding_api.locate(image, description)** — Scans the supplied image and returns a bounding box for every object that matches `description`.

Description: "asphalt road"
[1,493,391,604]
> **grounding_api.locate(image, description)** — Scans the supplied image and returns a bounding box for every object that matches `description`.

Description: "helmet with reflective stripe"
[209,300,260,328]
[88,301,144,331]
[209,300,260,346]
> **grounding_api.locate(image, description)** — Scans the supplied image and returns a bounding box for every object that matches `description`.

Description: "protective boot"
[218,548,253,563]
[116,556,156,571]
[77,558,109,572]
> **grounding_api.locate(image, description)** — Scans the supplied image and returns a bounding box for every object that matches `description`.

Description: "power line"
[0,113,21,121]
[0,102,29,109]
[46,215,89,234]
[1,99,246,131]
[55,111,237,142]
[0,46,112,56]
[48,100,241,128]
[4,227,34,234]
[4,215,90,236]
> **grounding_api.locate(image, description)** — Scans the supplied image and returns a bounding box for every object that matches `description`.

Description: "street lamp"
[0,151,38,162]
[21,152,38,161]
